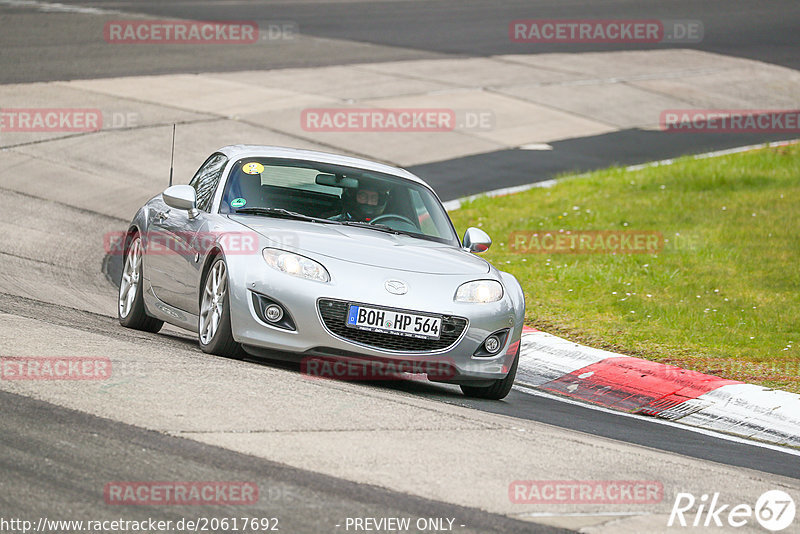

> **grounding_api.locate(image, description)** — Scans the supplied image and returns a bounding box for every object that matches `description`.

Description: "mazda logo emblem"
[384,280,408,295]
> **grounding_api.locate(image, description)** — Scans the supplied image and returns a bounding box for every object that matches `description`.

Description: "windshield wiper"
[337,220,404,235]
[235,207,332,223]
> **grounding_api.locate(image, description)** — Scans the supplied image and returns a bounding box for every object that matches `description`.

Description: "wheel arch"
[198,246,225,308]
[121,225,142,256]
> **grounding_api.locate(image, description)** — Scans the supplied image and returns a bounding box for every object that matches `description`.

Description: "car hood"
[230,216,490,275]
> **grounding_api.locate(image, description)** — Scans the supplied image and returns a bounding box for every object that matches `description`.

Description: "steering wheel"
[369,213,418,228]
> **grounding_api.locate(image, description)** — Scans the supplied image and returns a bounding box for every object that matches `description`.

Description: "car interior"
[220,164,423,231]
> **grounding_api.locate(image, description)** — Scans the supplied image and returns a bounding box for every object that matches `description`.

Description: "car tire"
[198,257,243,358]
[460,346,519,400]
[118,233,164,333]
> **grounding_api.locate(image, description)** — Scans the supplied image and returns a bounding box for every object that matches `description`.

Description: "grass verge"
[449,143,800,393]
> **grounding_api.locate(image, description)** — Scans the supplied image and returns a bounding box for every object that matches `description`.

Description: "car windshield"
[220,157,459,245]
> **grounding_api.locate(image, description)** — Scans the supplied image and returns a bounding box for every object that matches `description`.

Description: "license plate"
[346,305,441,340]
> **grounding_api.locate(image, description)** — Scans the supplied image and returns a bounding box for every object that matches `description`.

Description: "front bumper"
[225,253,524,383]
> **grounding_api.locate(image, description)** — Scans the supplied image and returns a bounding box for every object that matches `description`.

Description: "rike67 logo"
[668,490,795,531]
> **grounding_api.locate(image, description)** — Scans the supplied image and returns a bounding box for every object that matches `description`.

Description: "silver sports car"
[118,145,525,399]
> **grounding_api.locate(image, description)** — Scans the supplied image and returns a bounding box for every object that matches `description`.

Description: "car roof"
[216,145,429,187]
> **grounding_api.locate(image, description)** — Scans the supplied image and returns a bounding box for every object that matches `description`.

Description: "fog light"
[265,304,284,322]
[484,335,501,354]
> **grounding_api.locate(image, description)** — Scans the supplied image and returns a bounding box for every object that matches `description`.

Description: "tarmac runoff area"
[3,48,800,171]
[1,49,800,532]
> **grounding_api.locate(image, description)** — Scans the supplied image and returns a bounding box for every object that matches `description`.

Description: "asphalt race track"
[3,0,799,83]
[1,1,799,533]
[0,389,558,534]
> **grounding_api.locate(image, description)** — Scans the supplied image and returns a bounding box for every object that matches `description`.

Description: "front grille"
[317,299,467,353]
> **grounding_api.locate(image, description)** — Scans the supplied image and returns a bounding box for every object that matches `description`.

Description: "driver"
[336,180,390,222]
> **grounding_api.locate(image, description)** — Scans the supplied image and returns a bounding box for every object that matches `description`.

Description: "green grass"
[449,143,800,392]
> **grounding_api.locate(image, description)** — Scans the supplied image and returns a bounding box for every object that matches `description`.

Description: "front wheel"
[198,257,242,358]
[118,234,163,333]
[460,347,519,400]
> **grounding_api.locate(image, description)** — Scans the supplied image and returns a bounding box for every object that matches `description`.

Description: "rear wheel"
[198,257,242,358]
[460,347,519,400]
[118,234,163,333]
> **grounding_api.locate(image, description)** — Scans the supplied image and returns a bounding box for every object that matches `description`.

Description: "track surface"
[6,287,800,484]
[0,388,562,534]
[2,1,799,532]
[3,0,796,200]
[2,0,798,84]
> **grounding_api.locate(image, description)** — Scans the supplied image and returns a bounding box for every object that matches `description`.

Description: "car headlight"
[262,248,330,283]
[454,280,503,303]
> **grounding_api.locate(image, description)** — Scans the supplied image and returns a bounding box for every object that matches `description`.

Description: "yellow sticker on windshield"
[242,162,264,175]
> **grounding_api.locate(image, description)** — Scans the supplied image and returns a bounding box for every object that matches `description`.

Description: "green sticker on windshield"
[231,197,247,209]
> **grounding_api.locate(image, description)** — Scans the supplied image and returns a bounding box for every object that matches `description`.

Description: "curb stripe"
[517,330,800,448]
[685,384,800,447]
[539,356,739,414]
[517,332,609,386]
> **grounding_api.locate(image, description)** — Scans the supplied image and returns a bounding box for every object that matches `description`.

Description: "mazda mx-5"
[118,145,525,399]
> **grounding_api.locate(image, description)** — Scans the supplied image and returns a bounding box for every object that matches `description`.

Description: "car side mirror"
[463,227,491,253]
[162,185,199,218]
